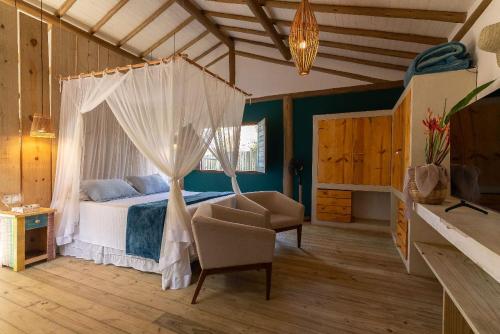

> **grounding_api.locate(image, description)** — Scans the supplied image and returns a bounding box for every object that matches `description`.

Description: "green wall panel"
[184,99,284,192]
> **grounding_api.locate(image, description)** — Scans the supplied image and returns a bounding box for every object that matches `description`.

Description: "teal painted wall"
[184,99,284,192]
[184,87,404,215]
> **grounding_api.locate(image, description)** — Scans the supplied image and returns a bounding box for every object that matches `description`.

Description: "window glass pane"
[199,122,266,172]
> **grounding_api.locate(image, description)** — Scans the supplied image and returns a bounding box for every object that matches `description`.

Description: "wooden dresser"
[316,189,352,223]
[395,200,408,259]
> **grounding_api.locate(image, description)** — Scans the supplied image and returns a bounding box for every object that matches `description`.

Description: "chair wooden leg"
[191,270,207,304]
[297,225,302,248]
[265,263,272,300]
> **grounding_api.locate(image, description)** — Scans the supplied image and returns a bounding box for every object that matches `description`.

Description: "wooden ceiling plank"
[207,10,446,45]
[234,37,407,72]
[206,51,229,67]
[222,24,418,59]
[175,30,210,55]
[175,0,233,47]
[235,50,387,83]
[194,42,223,61]
[319,39,417,59]
[56,0,77,17]
[140,16,195,58]
[452,0,493,41]
[221,25,268,36]
[208,0,466,23]
[1,0,142,62]
[118,0,176,47]
[90,0,129,35]
[245,0,290,60]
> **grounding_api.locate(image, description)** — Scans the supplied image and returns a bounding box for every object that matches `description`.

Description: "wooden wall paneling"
[98,45,110,70]
[50,27,77,188]
[19,13,52,207]
[352,116,392,185]
[76,37,99,73]
[317,118,353,184]
[0,2,21,206]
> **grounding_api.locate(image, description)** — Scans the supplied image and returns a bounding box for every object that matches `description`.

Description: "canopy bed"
[51,55,248,289]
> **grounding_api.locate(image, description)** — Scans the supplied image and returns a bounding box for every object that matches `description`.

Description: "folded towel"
[404,42,471,86]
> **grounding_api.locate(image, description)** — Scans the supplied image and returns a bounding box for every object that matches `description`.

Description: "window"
[200,119,266,173]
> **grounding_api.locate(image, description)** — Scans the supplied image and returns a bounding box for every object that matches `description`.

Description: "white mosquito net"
[51,57,246,289]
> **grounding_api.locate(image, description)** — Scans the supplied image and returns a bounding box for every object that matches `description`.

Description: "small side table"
[0,208,56,271]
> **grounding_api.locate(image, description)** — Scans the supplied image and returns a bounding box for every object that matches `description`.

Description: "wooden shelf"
[25,251,47,265]
[415,242,500,334]
[415,199,500,283]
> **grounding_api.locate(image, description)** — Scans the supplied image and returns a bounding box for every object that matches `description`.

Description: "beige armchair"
[236,191,305,248]
[191,203,276,304]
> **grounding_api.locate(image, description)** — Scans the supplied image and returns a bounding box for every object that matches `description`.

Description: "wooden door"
[392,91,411,191]
[352,116,392,185]
[317,118,353,184]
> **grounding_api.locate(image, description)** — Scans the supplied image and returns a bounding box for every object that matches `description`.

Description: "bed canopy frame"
[51,54,248,289]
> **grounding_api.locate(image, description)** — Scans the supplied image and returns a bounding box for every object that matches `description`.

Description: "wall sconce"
[30,114,56,139]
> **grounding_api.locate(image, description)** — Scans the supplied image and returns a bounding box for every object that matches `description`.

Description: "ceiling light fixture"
[289,0,319,76]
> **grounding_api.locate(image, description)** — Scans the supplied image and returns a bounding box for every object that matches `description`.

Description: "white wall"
[352,192,391,221]
[458,0,500,96]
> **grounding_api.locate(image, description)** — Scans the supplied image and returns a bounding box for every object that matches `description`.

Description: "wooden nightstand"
[0,208,56,271]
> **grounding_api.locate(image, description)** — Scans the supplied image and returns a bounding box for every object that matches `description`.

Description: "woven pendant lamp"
[30,0,55,139]
[289,0,319,76]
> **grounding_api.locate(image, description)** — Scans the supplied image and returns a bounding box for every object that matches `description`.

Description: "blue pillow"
[126,174,170,195]
[81,179,140,202]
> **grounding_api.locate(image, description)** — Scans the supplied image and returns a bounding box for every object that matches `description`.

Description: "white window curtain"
[51,57,246,289]
[204,74,246,193]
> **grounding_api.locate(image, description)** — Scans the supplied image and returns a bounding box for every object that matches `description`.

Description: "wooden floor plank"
[0,224,442,334]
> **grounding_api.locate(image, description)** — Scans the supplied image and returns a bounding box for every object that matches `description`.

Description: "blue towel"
[125,191,233,262]
[404,42,471,87]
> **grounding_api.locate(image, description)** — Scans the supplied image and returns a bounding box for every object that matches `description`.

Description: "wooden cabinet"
[317,115,392,186]
[391,91,411,192]
[316,189,352,223]
[395,200,408,259]
[0,208,56,271]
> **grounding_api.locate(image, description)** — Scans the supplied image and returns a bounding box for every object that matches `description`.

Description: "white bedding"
[76,191,234,251]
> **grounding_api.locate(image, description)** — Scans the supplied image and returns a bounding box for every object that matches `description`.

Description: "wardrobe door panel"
[317,118,353,184]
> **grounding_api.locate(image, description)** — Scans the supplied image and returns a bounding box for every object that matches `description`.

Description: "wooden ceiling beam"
[206,52,229,67]
[1,0,142,62]
[208,0,466,23]
[194,42,223,62]
[90,0,129,35]
[55,0,77,17]
[452,0,493,41]
[140,16,195,58]
[222,24,418,59]
[118,0,176,47]
[234,37,407,72]
[236,50,387,83]
[206,10,446,45]
[175,0,233,48]
[245,0,290,60]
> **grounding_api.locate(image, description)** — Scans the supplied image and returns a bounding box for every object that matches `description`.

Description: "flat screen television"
[450,88,500,213]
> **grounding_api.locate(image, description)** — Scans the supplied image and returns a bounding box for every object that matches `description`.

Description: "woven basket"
[408,174,447,205]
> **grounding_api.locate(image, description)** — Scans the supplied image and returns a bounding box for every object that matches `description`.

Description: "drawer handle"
[34,219,41,224]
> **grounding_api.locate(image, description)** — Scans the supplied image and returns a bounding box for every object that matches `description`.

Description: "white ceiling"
[27,0,480,96]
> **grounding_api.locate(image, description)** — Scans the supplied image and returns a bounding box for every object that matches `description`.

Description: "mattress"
[77,191,234,251]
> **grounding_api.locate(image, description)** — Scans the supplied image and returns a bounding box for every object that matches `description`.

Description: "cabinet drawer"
[317,212,352,223]
[396,223,408,245]
[317,197,352,207]
[25,214,48,230]
[317,205,351,215]
[317,189,352,199]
